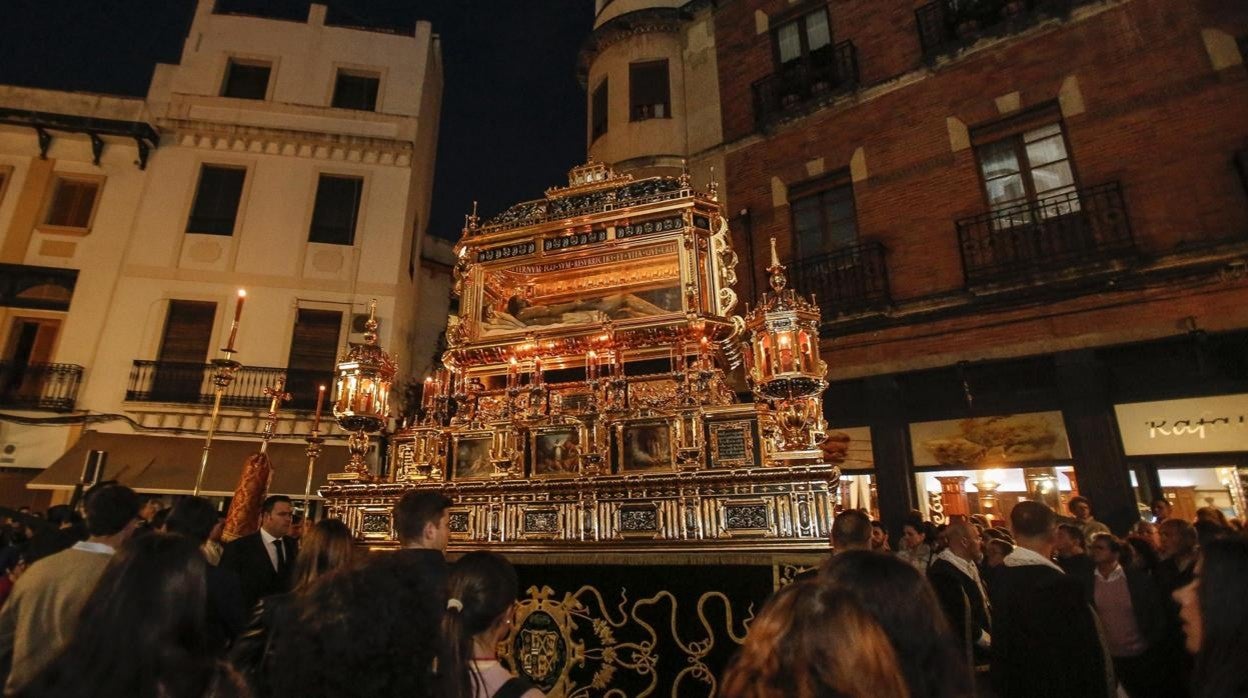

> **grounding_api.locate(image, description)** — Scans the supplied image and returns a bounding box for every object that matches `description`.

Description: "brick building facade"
[584,0,1248,533]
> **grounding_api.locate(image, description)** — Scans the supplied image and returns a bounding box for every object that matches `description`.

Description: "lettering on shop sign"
[1146,415,1245,440]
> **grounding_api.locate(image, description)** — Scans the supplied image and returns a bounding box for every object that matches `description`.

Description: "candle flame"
[588,350,597,358]
[237,289,247,298]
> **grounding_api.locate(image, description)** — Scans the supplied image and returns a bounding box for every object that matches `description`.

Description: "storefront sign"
[909,412,1072,467]
[1114,394,1248,455]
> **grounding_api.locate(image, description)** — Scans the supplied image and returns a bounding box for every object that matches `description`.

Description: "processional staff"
[194,289,246,497]
[221,377,290,542]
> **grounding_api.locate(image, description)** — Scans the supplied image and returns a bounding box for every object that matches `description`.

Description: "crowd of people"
[725,496,1248,698]
[0,484,1244,698]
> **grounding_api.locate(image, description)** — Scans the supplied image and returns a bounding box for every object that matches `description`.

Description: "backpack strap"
[494,675,537,698]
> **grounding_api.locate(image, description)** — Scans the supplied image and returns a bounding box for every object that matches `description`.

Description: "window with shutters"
[772,7,833,73]
[308,175,364,245]
[186,165,246,235]
[152,300,217,402]
[790,180,859,258]
[285,309,342,409]
[221,59,271,100]
[591,78,608,142]
[42,176,103,232]
[629,60,670,121]
[332,70,380,111]
[974,122,1079,222]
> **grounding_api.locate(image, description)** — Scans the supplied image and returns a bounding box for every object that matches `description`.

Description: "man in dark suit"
[928,519,992,667]
[221,495,297,613]
[166,496,245,653]
[990,501,1113,698]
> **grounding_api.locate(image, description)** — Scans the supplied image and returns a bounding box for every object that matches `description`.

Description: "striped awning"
[28,430,351,498]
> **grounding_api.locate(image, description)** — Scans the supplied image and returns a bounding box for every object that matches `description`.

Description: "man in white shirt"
[0,482,140,693]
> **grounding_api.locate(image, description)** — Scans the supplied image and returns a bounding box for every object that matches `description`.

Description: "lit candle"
[779,333,794,373]
[225,289,246,352]
[507,356,519,390]
[586,350,598,381]
[699,336,710,368]
[533,357,544,386]
[422,375,435,410]
[312,384,326,433]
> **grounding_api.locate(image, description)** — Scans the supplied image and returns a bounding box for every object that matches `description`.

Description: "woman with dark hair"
[1173,534,1248,698]
[1124,534,1161,575]
[721,580,910,698]
[269,551,443,697]
[230,518,354,696]
[17,534,244,698]
[440,551,542,698]
[820,550,971,698]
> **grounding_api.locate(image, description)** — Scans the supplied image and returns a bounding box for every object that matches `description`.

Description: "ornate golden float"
[320,162,836,554]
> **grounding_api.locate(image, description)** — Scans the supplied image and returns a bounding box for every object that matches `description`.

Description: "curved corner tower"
[579,0,724,187]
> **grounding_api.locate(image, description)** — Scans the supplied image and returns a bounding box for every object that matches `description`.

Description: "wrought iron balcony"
[752,41,859,131]
[788,242,891,320]
[957,181,1135,287]
[0,361,83,412]
[915,0,1092,60]
[126,361,332,411]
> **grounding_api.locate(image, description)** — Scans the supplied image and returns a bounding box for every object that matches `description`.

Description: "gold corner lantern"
[744,238,828,453]
[330,299,397,481]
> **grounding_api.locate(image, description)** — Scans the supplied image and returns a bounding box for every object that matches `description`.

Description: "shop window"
[308,174,363,246]
[332,70,380,111]
[790,178,858,258]
[286,309,341,409]
[186,165,246,236]
[221,59,271,100]
[834,426,879,520]
[914,466,1078,527]
[1144,467,1245,523]
[43,176,102,231]
[974,122,1078,220]
[591,78,608,141]
[629,60,669,121]
[772,6,833,73]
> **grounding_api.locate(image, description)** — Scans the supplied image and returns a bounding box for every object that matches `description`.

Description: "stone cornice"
[160,119,414,167]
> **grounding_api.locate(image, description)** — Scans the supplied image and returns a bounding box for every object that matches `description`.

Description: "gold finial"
[767,237,788,294]
[364,299,379,344]
[708,166,719,200]
[679,159,690,188]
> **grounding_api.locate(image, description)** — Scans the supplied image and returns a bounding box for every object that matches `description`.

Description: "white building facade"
[0,0,443,506]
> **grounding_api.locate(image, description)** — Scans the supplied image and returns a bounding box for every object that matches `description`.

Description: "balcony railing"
[788,242,892,320]
[126,361,333,411]
[753,41,859,130]
[915,0,1092,60]
[0,361,83,412]
[957,181,1135,286]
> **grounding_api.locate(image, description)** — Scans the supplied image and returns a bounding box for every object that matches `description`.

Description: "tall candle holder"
[329,300,396,482]
[194,289,248,497]
[301,385,327,519]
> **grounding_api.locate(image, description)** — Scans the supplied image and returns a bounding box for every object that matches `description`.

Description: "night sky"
[0,0,594,240]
